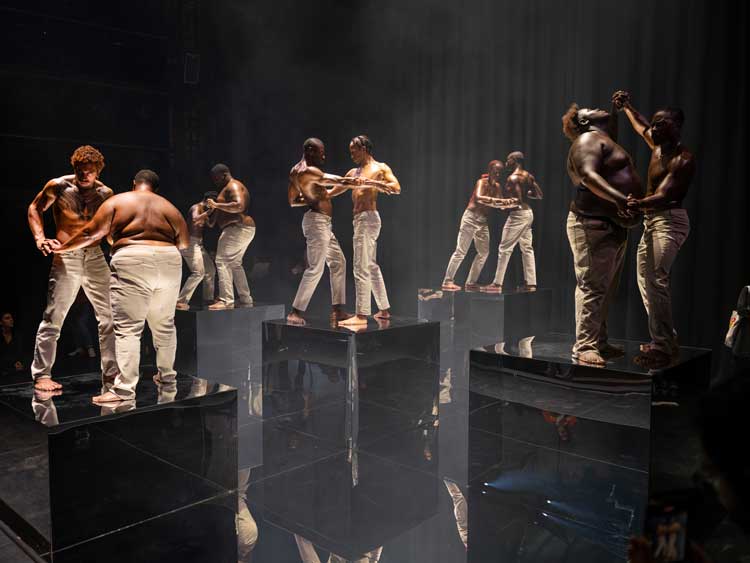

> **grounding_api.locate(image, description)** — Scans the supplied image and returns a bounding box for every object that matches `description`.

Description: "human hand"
[205,198,217,209]
[627,194,642,209]
[36,238,57,256]
[612,90,630,110]
[47,239,63,253]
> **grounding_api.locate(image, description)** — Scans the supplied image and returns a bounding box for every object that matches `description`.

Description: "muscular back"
[108,191,186,250]
[49,176,112,243]
[290,165,334,216]
[215,179,255,229]
[504,170,534,210]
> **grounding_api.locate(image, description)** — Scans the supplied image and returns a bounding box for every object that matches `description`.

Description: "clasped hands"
[612,90,631,111]
[36,238,63,256]
[341,176,396,194]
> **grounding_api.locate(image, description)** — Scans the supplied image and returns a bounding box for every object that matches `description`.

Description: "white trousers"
[31,246,118,383]
[178,236,216,303]
[443,209,490,285]
[216,223,255,306]
[292,211,346,312]
[637,209,690,355]
[353,211,390,316]
[493,209,536,286]
[109,245,182,399]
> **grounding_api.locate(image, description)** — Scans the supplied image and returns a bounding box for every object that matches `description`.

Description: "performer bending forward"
[287,138,388,326]
[51,170,189,403]
[562,102,643,366]
[482,151,543,293]
[27,145,119,391]
[339,135,400,327]
[615,91,694,366]
[442,160,514,291]
[176,191,218,310]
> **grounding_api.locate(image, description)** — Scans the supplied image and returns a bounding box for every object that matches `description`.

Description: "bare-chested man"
[50,170,189,403]
[204,164,255,310]
[287,138,389,326]
[338,135,400,327]
[27,145,119,392]
[442,160,517,292]
[562,102,644,366]
[482,151,543,293]
[614,91,695,366]
[176,191,218,310]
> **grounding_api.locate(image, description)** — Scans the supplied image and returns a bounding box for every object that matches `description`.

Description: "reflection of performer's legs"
[566,212,627,358]
[237,468,258,562]
[637,210,690,356]
[216,224,255,306]
[295,535,321,563]
[353,211,390,315]
[110,246,182,399]
[444,479,468,549]
[178,237,215,303]
[293,211,346,311]
[492,209,534,287]
[443,210,489,285]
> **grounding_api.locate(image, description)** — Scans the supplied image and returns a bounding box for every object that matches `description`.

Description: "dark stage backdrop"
[2,0,748,365]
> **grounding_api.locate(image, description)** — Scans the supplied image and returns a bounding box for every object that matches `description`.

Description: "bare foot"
[441,281,461,291]
[464,283,480,292]
[520,285,537,292]
[34,389,62,401]
[92,391,126,404]
[599,342,625,359]
[634,349,672,369]
[287,311,306,326]
[338,315,368,327]
[480,284,503,293]
[375,318,391,329]
[208,301,233,310]
[374,309,391,320]
[34,378,63,391]
[331,308,353,322]
[175,301,189,311]
[152,373,176,385]
[576,350,607,366]
[639,342,656,353]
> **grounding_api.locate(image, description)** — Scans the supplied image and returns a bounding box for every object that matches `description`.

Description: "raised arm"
[630,152,695,210]
[613,91,654,148]
[206,182,247,214]
[28,180,60,255]
[572,133,629,207]
[52,199,115,253]
[527,174,544,200]
[379,163,401,195]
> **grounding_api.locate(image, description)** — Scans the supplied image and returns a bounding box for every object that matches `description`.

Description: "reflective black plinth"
[467,334,711,562]
[0,372,238,562]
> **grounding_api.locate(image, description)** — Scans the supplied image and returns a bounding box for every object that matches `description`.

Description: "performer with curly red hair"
[27,145,120,391]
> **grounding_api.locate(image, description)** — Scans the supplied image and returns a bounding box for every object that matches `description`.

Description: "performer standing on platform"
[27,145,119,392]
[614,91,695,366]
[482,151,543,293]
[50,170,189,404]
[204,164,255,310]
[286,138,390,326]
[562,102,644,366]
[176,191,218,310]
[442,160,516,292]
[338,135,400,327]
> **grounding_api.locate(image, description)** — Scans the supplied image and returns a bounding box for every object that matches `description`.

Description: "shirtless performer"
[50,170,189,403]
[442,160,517,291]
[562,102,644,366]
[481,151,543,293]
[205,164,255,310]
[287,138,390,326]
[338,135,400,327]
[614,91,695,366]
[27,145,118,392]
[175,191,218,310]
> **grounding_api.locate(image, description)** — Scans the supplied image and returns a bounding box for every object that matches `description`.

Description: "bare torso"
[51,176,112,245]
[187,203,206,239]
[646,145,693,210]
[349,161,389,215]
[215,180,255,229]
[503,170,533,210]
[291,165,334,217]
[467,177,500,217]
[108,191,185,251]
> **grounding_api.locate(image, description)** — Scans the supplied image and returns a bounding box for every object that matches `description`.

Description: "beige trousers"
[353,211,390,316]
[443,209,490,285]
[637,209,690,355]
[216,223,255,306]
[566,212,627,357]
[31,246,118,383]
[493,209,536,286]
[109,245,182,400]
[295,535,383,563]
[178,236,216,303]
[292,210,346,312]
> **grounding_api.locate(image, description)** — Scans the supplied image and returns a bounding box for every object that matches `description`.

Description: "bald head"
[507,151,525,168]
[303,137,326,167]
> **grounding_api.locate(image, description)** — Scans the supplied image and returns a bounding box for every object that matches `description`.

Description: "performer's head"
[203,190,218,202]
[561,103,610,141]
[487,160,504,182]
[1,312,14,330]
[349,135,373,165]
[506,151,525,169]
[303,138,325,167]
[70,145,105,189]
[210,163,231,189]
[650,108,684,146]
[133,169,160,192]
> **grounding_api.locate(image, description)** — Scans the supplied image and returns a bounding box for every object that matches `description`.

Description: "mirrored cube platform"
[466,334,711,563]
[0,372,238,562]
[418,287,553,347]
[175,303,285,385]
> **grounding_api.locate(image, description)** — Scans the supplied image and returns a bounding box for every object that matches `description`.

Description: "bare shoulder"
[345,167,357,177]
[229,179,249,193]
[377,161,392,172]
[96,184,114,200]
[670,147,696,173]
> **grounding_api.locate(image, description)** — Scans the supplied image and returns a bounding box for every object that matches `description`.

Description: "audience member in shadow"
[1,311,28,377]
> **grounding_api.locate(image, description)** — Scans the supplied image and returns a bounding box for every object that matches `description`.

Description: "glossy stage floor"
[0,292,712,562]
